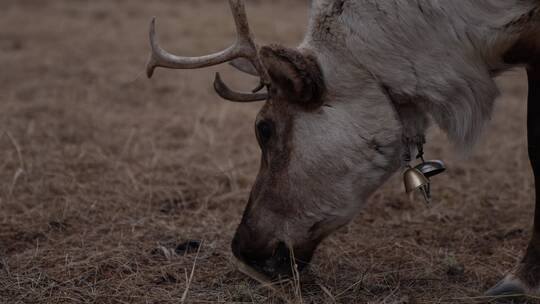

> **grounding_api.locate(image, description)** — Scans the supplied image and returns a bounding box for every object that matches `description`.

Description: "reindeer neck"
[303,0,540,150]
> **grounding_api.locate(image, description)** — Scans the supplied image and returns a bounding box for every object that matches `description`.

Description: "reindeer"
[146,0,540,297]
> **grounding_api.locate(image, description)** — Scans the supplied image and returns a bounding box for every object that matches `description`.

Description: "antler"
[147,0,269,102]
[213,73,267,102]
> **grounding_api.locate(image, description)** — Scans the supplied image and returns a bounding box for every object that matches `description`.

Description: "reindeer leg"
[486,63,540,298]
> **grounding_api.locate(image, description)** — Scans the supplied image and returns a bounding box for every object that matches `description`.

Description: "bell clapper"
[421,184,431,204]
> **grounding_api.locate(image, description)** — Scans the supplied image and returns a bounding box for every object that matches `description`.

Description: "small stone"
[175,240,201,255]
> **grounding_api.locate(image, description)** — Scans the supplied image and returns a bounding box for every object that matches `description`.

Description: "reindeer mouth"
[233,240,313,281]
[234,253,306,285]
[235,258,273,283]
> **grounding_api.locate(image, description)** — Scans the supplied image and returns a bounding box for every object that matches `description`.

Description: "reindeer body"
[147,0,540,297]
[299,0,540,296]
[304,0,540,148]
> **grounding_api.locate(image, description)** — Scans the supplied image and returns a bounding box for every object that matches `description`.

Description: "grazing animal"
[146,0,540,296]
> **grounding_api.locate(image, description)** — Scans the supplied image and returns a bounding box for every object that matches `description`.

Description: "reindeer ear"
[259,45,325,108]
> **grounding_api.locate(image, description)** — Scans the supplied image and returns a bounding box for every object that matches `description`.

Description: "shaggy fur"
[304,0,540,149]
[232,0,540,291]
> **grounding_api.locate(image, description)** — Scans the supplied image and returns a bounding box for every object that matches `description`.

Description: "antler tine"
[227,0,270,83]
[147,0,269,85]
[214,73,268,102]
[146,17,236,78]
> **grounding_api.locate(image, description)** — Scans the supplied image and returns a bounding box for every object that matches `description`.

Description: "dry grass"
[0,0,538,303]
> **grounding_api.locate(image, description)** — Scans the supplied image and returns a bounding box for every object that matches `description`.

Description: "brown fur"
[518,242,540,287]
[260,45,326,109]
[504,33,540,65]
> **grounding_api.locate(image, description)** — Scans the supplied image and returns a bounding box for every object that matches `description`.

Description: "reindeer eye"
[256,120,274,146]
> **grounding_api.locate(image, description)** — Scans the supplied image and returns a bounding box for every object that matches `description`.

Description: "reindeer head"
[147,0,404,278]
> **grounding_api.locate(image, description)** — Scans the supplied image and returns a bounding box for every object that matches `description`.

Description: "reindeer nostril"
[261,241,295,277]
[274,242,290,263]
[231,230,274,268]
[232,234,316,279]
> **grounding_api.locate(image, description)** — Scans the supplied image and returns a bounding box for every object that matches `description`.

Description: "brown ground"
[0,0,537,303]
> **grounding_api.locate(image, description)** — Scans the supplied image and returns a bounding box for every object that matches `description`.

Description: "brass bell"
[403,167,431,203]
[414,160,446,178]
